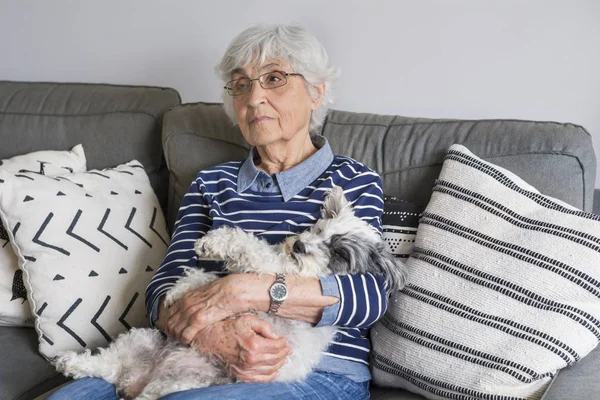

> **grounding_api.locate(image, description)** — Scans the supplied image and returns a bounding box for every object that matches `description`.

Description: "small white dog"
[53,187,407,400]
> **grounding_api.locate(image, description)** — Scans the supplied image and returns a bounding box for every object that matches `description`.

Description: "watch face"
[270,283,288,301]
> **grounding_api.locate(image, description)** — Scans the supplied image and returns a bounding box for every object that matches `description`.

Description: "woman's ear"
[310,83,326,110]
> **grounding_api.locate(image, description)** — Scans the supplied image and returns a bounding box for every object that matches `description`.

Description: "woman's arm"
[245,273,388,330]
[167,169,388,333]
[244,274,339,324]
[144,177,213,326]
[164,272,337,340]
[156,302,291,383]
[150,173,291,383]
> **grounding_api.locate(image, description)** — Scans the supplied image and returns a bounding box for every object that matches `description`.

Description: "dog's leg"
[53,348,122,383]
[261,315,337,382]
[135,380,212,400]
[195,226,283,274]
[135,346,234,400]
[53,328,163,387]
[136,373,234,400]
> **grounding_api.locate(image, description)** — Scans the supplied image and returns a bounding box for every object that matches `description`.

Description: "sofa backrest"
[162,102,596,230]
[0,81,181,211]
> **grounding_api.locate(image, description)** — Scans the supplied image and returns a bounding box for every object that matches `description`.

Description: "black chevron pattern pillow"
[0,160,169,360]
[0,145,87,327]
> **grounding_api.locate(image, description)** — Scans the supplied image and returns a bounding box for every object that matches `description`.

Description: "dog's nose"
[292,240,306,254]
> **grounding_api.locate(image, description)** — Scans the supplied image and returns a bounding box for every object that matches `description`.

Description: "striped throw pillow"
[382,197,422,259]
[371,144,600,400]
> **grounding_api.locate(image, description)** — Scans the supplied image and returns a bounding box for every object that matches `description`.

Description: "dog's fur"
[53,187,407,400]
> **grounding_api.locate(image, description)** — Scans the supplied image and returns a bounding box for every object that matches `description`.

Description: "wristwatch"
[268,273,288,315]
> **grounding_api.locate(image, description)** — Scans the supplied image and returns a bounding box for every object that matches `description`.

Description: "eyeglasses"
[224,70,304,96]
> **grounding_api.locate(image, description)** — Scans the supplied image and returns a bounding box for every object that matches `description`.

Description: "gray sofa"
[0,81,598,400]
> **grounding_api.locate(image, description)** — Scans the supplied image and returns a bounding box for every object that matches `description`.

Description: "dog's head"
[282,186,407,291]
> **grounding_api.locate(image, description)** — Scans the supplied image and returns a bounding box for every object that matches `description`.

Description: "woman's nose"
[293,240,306,254]
[247,81,267,107]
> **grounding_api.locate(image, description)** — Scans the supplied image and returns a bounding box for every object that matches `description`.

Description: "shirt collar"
[237,135,334,201]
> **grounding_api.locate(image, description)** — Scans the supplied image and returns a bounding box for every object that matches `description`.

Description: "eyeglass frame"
[223,71,304,96]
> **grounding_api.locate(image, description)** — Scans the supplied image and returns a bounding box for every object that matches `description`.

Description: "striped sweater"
[145,137,389,381]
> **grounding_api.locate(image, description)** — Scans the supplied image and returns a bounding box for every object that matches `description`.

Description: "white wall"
[1,0,599,187]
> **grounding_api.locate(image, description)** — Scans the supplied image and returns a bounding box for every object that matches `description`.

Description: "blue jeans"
[46,371,370,400]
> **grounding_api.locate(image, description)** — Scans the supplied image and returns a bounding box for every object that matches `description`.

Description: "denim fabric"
[46,378,117,400]
[46,371,370,400]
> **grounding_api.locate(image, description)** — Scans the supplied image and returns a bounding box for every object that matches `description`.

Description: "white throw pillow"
[371,144,600,400]
[0,145,87,327]
[0,161,169,359]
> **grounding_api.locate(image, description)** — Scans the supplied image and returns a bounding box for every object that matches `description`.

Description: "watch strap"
[268,273,287,315]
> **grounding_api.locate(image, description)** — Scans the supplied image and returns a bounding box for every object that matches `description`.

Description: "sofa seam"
[538,369,561,400]
[37,85,59,116]
[13,372,68,400]
[0,110,165,119]
[381,151,584,174]
[380,115,397,174]
[324,118,591,136]
[0,80,181,99]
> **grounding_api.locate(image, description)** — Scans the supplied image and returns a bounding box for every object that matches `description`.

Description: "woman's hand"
[166,274,251,345]
[192,314,292,383]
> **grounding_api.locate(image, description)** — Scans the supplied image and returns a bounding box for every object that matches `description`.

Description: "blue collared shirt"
[147,134,385,383]
[237,135,334,201]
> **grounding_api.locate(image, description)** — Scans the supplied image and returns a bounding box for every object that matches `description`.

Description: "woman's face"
[231,59,324,147]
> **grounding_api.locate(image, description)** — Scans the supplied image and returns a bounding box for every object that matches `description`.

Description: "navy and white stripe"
[145,140,387,377]
[371,144,600,399]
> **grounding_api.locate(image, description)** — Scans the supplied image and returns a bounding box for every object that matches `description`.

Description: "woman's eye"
[234,81,248,90]
[267,74,281,82]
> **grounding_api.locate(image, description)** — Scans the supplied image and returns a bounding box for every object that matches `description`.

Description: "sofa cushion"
[0,327,68,400]
[371,144,600,399]
[161,103,595,231]
[370,385,427,400]
[322,112,596,214]
[540,345,600,399]
[0,81,181,215]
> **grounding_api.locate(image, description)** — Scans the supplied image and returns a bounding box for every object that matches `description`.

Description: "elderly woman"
[49,25,388,400]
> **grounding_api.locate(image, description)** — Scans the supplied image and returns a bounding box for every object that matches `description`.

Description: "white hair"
[215,24,339,134]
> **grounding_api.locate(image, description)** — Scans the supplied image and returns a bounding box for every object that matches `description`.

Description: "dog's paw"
[194,238,208,257]
[52,350,86,375]
[164,286,185,307]
[194,228,234,259]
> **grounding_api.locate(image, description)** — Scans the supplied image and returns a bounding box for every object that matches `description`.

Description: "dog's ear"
[328,234,366,275]
[322,186,352,219]
[369,242,408,292]
[329,235,408,292]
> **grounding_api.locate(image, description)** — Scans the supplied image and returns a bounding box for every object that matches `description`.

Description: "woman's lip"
[250,116,272,124]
